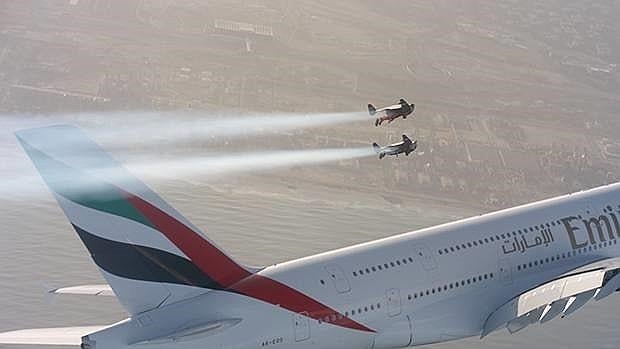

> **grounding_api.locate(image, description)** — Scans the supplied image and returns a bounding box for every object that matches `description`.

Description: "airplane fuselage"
[88,183,620,349]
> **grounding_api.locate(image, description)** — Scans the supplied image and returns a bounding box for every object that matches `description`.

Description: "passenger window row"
[406,272,494,301]
[437,220,564,255]
[517,239,618,272]
[352,257,415,277]
[317,301,382,323]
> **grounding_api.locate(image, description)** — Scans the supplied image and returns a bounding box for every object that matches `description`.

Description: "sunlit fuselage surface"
[86,183,620,349]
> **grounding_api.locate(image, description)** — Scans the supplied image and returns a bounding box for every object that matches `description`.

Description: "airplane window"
[384,263,389,268]
[529,227,534,232]
[461,280,465,286]
[546,223,550,228]
[479,240,484,245]
[320,280,325,285]
[467,242,473,248]
[408,294,412,300]
[500,234,506,239]
[358,308,362,313]
[365,268,370,273]
[351,310,355,315]
[377,303,381,308]
[517,265,521,271]
[534,261,538,266]
[364,306,368,312]
[390,262,396,267]
[371,266,376,272]
[551,221,556,226]
[484,238,489,243]
[444,248,449,254]
[490,273,494,278]
[512,232,517,237]
[449,283,453,288]
[426,290,430,295]
[484,274,488,279]
[478,276,482,281]
[370,304,374,310]
[408,257,414,263]
[545,258,549,263]
[359,270,364,275]
[396,260,401,266]
[443,285,448,291]
[378,265,383,270]
[431,289,435,294]
[473,241,478,246]
[438,250,443,255]
[466,279,471,284]
[561,253,566,258]
[456,245,461,250]
[352,272,357,276]
[593,245,598,250]
[402,259,408,264]
[345,311,349,316]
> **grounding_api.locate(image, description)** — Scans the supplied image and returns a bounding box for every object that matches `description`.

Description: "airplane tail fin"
[368,104,377,116]
[15,125,252,315]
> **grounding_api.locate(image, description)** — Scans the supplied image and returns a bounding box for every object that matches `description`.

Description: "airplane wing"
[50,284,115,296]
[376,104,402,112]
[482,257,620,337]
[0,326,108,345]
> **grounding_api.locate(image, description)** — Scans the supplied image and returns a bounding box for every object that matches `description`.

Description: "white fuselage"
[89,183,620,349]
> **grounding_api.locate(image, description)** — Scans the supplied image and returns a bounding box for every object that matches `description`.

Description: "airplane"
[2,124,620,349]
[372,134,417,159]
[368,99,415,127]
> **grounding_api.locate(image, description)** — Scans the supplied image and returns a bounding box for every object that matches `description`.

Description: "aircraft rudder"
[16,125,252,314]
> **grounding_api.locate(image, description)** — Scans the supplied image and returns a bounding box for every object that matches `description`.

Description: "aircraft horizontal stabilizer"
[50,284,115,296]
[0,326,108,345]
[131,318,242,345]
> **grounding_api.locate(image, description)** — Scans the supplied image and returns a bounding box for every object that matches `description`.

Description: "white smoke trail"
[0,109,371,148]
[1,147,375,198]
[125,147,374,179]
[94,111,370,147]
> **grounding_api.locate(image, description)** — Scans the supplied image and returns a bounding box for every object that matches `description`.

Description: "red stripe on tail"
[125,191,373,333]
[233,274,374,332]
[125,191,251,287]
